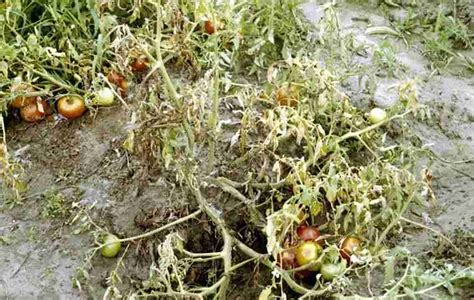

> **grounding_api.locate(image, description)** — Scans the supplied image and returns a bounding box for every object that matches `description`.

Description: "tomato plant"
[57,96,86,119]
[101,234,121,258]
[295,241,322,271]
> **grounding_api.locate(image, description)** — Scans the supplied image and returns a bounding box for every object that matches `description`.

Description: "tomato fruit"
[277,248,297,270]
[368,107,387,124]
[101,234,121,258]
[57,96,86,119]
[204,20,223,35]
[320,262,345,281]
[340,236,361,262]
[10,83,36,109]
[94,88,114,106]
[20,100,48,122]
[295,241,322,271]
[276,85,298,107]
[131,58,148,73]
[296,225,320,242]
[107,71,129,91]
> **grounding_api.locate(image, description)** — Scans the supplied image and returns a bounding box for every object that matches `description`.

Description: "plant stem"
[99,209,201,246]
[337,109,412,143]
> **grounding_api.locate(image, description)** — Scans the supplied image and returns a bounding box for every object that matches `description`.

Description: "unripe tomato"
[101,234,121,258]
[296,225,320,241]
[131,58,148,73]
[340,236,361,262]
[320,262,345,281]
[57,96,86,119]
[20,100,49,122]
[295,241,322,271]
[93,88,114,106]
[277,248,297,270]
[368,108,387,124]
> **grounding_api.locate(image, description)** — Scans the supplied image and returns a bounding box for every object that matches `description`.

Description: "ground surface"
[1,2,473,299]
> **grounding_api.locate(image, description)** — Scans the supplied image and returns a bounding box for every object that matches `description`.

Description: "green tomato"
[368,108,387,124]
[320,262,345,281]
[101,234,121,258]
[94,88,115,106]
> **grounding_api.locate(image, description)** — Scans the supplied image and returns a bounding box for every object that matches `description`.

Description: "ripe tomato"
[10,84,36,109]
[131,58,148,73]
[101,234,121,258]
[368,107,387,124]
[204,20,223,35]
[296,225,320,242]
[275,85,298,107]
[320,262,345,281]
[107,70,129,91]
[277,248,297,270]
[57,96,86,119]
[20,102,44,122]
[340,236,361,262]
[295,241,322,271]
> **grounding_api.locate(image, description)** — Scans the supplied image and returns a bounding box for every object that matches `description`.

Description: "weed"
[373,41,406,77]
[41,189,69,219]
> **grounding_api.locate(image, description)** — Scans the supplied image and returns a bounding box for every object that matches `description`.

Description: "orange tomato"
[57,96,86,119]
[20,100,50,122]
[275,85,298,107]
[340,236,361,262]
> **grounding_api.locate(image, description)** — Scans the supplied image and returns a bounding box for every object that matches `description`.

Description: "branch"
[99,209,201,247]
[337,110,413,143]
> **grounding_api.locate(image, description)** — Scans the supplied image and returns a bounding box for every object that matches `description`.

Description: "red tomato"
[340,236,361,262]
[296,225,320,241]
[131,58,148,73]
[204,20,216,34]
[57,96,86,119]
